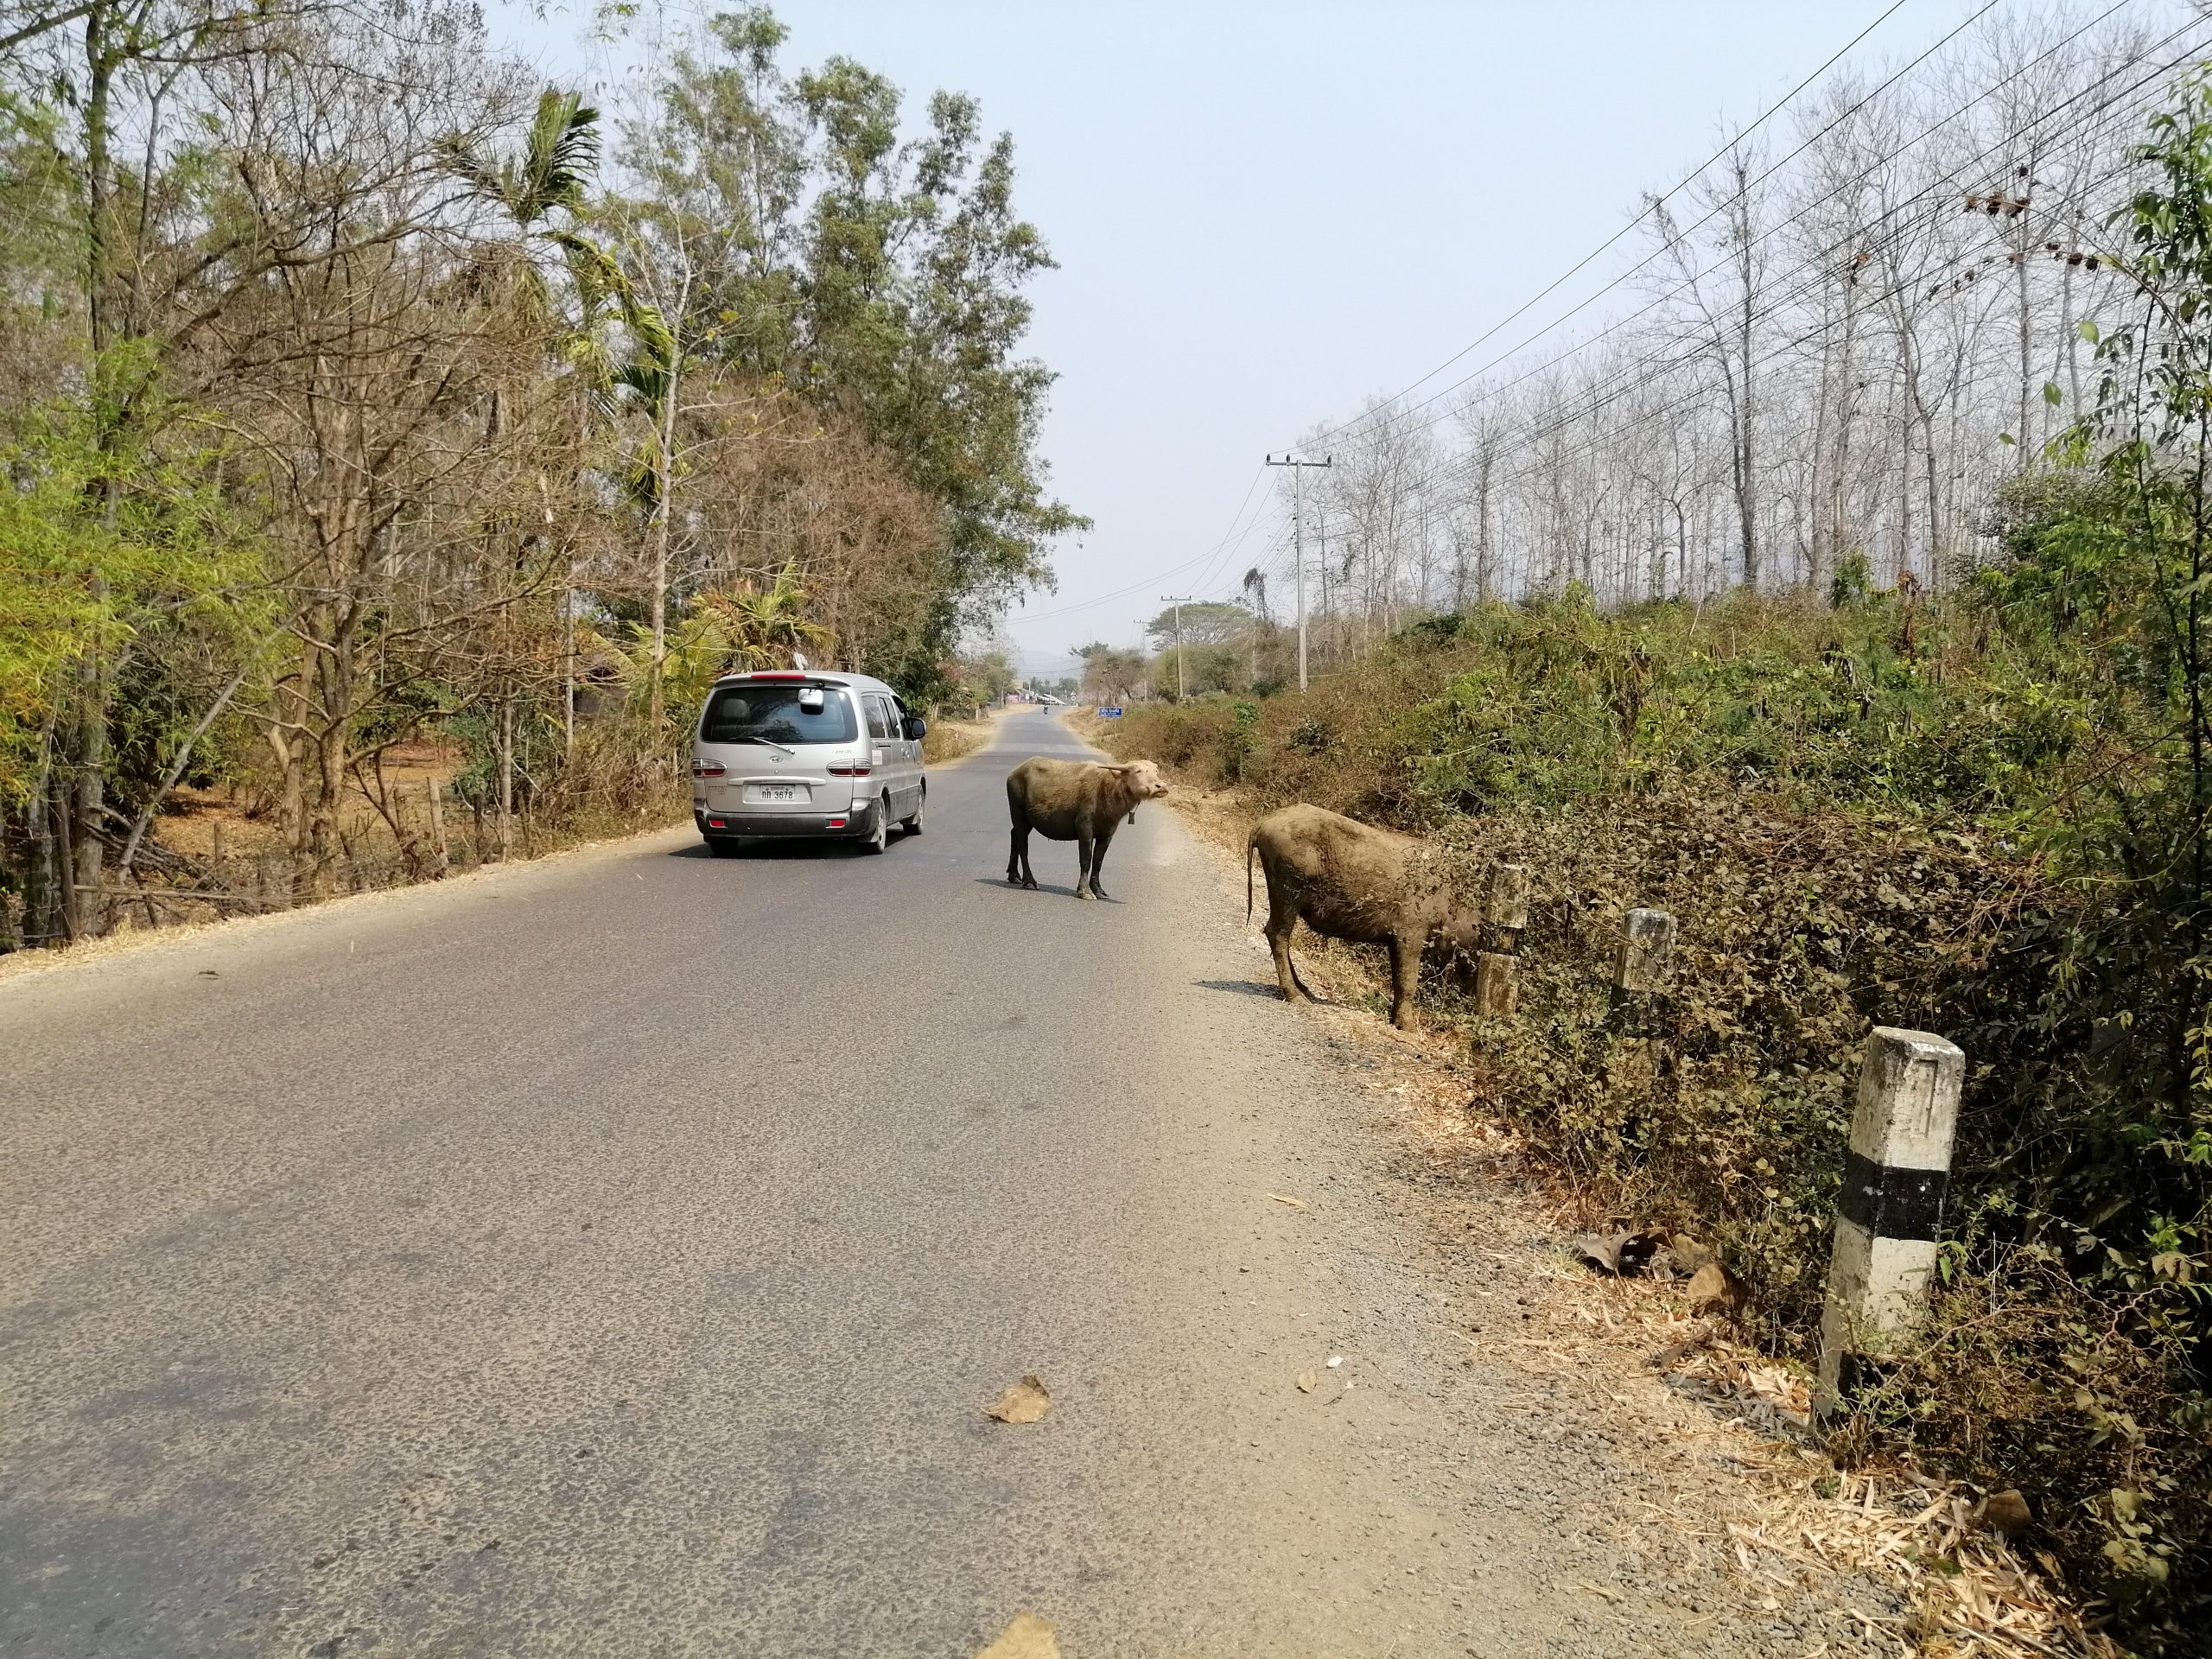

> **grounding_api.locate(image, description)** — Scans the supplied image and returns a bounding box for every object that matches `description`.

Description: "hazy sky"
[491,0,2005,675]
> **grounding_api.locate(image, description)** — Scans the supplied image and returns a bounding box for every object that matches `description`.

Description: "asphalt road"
[1,711,1736,1658]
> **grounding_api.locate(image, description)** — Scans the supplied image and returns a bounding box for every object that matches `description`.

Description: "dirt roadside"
[1095,709,2113,1659]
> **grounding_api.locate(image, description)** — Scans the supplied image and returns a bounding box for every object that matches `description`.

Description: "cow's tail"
[1246,831,1257,922]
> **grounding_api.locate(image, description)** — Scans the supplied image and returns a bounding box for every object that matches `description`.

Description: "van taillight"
[692,760,725,778]
[827,764,871,777]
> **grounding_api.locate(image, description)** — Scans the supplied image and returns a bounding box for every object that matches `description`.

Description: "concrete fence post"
[1474,862,1529,1017]
[257,853,290,911]
[427,779,450,871]
[1815,1026,1966,1420]
[1607,907,1676,1033]
[1615,908,1677,993]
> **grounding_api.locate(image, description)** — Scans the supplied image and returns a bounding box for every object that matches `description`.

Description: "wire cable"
[1310,0,2156,465]
[1285,19,2202,516]
[1007,462,1271,626]
[1287,0,1975,456]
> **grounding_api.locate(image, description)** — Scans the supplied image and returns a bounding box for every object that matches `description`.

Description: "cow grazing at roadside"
[1006,757,1170,899]
[1245,804,1480,1030]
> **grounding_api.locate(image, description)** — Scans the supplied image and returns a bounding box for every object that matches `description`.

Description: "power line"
[1310,0,2145,462]
[1283,19,2203,520]
[1007,462,1270,627]
[1217,22,2206,622]
[1036,7,2163,646]
[1289,0,1961,456]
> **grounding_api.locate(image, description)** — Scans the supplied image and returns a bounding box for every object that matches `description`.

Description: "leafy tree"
[1077,642,1146,705]
[616,6,1084,684]
[1141,601,1252,652]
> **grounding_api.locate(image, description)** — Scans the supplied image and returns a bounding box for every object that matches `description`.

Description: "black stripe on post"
[1837,1150,1948,1243]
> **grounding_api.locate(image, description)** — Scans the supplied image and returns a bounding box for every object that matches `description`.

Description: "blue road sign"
[1098,706,1123,718]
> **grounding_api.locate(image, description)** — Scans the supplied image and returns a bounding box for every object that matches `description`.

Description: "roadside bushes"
[1114,588,2057,826]
[1100,584,2210,1643]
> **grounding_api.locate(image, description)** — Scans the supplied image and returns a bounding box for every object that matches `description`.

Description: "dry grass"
[1156,770,2118,1659]
[155,741,461,861]
[924,711,1001,766]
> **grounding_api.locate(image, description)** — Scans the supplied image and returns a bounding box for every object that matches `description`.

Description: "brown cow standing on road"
[1246,804,1481,1030]
[1006,757,1170,899]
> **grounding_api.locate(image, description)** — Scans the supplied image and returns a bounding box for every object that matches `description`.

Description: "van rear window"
[701,685,857,745]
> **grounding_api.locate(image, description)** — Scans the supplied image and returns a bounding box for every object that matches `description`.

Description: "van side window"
[864,696,893,741]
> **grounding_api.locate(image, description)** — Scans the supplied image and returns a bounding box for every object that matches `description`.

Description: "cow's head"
[1114,760,1171,802]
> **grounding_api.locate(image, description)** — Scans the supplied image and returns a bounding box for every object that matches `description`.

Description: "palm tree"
[702,563,831,669]
[445,90,619,334]
[447,91,670,758]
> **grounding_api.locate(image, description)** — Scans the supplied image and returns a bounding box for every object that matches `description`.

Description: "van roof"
[709,669,899,695]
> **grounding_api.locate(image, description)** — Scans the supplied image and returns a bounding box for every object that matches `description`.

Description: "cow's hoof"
[1076,888,1096,901]
[1022,880,1039,892]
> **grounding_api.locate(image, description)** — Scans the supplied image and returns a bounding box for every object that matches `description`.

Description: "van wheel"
[901,787,925,835]
[861,796,889,855]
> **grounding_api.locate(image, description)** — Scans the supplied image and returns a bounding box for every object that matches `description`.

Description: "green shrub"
[1099,581,2210,1642]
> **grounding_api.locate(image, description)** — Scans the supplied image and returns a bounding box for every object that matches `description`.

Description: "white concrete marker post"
[1815,1026,1966,1420]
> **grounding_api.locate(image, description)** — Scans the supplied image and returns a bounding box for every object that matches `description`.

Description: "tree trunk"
[23,713,60,945]
[497,697,515,860]
[646,275,690,759]
[70,0,118,938]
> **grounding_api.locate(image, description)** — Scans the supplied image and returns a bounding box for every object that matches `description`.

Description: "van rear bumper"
[696,807,870,839]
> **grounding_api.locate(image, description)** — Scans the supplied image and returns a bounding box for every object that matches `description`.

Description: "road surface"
[2,710,1762,1657]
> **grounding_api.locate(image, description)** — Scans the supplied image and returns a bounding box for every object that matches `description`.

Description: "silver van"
[690,671,927,857]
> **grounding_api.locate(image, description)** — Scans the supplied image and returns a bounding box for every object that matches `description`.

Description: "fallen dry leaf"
[1688,1260,1748,1316]
[1668,1232,1719,1275]
[985,1375,1051,1425]
[1295,1370,1319,1394]
[974,1611,1058,1659]
[1978,1489,2032,1539]
[1268,1192,1307,1209]
[1570,1230,1663,1276]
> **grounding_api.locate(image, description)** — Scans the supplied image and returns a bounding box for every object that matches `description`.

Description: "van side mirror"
[901,715,927,741]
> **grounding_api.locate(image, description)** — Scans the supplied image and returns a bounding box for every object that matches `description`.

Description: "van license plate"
[746,783,806,804]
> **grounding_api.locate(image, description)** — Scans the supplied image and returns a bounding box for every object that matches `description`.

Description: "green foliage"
[0,397,258,808]
[1076,640,1146,706]
[1103,567,2212,1639]
[586,561,830,748]
[1142,600,1251,651]
[615,6,1086,653]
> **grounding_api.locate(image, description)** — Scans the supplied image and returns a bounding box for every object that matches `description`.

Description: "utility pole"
[1160,594,1194,701]
[1266,453,1332,690]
